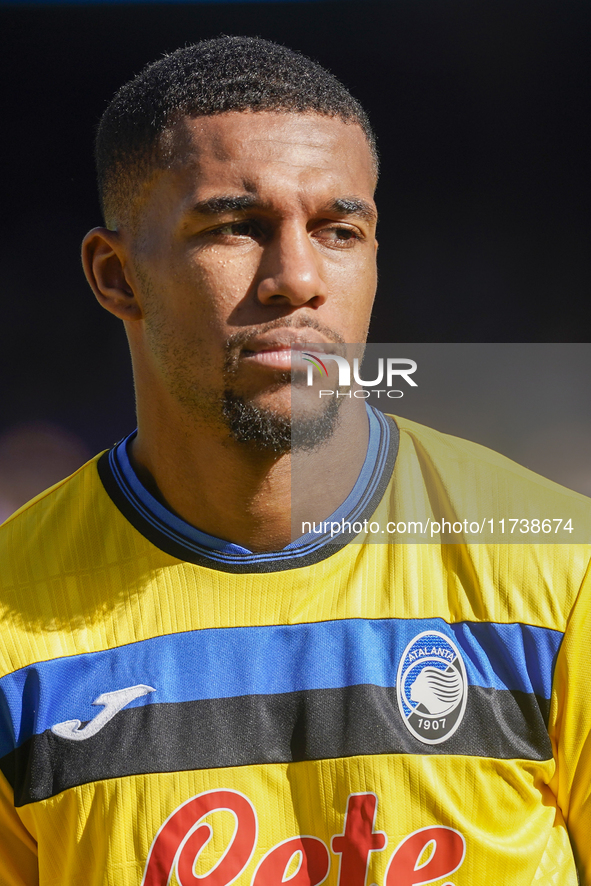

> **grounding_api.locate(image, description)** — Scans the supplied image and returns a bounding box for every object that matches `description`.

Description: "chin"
[221,392,291,454]
[222,389,342,455]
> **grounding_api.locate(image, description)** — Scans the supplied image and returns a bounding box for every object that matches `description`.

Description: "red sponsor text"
[142,789,465,886]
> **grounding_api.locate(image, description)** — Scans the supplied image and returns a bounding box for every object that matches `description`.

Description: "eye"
[314,225,361,247]
[210,221,261,238]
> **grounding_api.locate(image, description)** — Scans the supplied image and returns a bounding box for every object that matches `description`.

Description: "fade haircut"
[95,36,378,229]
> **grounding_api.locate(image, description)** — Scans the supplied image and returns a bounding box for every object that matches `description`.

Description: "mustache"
[224,316,345,353]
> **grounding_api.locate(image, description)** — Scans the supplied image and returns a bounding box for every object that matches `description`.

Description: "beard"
[138,266,347,455]
[221,387,342,455]
[221,319,347,455]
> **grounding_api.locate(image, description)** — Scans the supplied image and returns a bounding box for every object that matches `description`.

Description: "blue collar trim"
[106,404,392,565]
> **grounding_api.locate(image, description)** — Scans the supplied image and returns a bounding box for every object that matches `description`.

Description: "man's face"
[125,111,378,444]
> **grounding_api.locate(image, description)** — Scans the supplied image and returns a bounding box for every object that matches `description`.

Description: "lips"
[239,331,331,371]
[241,348,294,369]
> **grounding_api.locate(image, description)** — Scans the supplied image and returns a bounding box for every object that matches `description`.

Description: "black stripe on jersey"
[96,413,399,573]
[2,684,551,806]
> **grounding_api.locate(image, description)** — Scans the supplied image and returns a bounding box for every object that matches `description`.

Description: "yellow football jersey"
[0,411,590,885]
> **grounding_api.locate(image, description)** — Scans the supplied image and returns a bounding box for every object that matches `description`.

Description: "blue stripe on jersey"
[0,617,562,756]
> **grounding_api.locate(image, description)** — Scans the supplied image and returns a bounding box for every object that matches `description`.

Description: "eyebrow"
[190,195,259,215]
[322,198,378,224]
[189,194,377,223]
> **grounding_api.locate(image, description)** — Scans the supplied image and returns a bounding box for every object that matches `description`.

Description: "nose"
[256,224,328,308]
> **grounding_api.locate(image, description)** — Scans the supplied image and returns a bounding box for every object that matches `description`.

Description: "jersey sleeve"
[0,772,38,886]
[550,554,591,883]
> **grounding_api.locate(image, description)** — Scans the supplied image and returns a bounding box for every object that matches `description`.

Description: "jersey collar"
[97,405,398,573]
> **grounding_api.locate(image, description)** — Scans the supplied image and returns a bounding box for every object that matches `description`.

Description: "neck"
[130,396,368,553]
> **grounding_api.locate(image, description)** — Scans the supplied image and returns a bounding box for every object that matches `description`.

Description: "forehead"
[151,111,376,214]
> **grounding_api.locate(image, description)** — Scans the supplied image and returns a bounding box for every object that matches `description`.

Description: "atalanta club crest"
[397,630,467,745]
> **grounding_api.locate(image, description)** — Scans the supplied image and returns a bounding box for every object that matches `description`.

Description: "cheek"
[176,248,259,322]
[329,261,377,338]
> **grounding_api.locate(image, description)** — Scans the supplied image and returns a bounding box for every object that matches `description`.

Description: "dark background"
[0,0,590,514]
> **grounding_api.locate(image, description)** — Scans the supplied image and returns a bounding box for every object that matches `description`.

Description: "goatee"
[221,392,342,455]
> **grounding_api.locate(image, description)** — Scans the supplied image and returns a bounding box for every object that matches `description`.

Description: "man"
[0,36,590,886]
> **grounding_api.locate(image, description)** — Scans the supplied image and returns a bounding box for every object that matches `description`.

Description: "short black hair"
[95,36,378,228]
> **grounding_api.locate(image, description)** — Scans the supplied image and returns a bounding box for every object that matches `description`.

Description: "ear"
[81,227,143,321]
